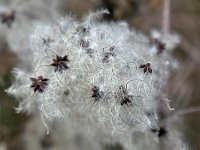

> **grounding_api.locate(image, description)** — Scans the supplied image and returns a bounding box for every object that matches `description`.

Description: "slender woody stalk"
[162,0,171,34]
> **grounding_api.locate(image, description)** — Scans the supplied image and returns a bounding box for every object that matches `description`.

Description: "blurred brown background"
[0,0,200,149]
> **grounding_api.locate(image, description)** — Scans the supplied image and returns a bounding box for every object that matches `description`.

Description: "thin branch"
[174,107,200,117]
[162,106,200,124]
[162,0,171,34]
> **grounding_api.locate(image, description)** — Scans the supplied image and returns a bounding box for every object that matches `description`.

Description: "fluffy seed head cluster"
[6,9,180,140]
[0,0,59,66]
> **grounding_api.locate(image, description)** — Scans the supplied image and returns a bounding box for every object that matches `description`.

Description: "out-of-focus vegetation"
[0,50,28,150]
[0,0,200,149]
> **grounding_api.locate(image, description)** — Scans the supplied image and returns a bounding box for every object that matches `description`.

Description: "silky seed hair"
[6,9,182,150]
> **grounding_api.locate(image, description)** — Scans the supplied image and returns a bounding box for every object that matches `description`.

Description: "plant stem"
[162,0,171,34]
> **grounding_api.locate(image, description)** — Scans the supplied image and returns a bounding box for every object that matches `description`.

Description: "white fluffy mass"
[6,9,179,134]
[6,9,187,150]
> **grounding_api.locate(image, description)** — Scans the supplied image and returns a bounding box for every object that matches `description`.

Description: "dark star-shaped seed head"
[155,39,165,54]
[115,86,132,106]
[40,134,53,149]
[157,127,167,137]
[30,76,49,93]
[91,86,103,102]
[151,126,168,138]
[79,39,89,48]
[139,63,152,74]
[102,47,116,63]
[120,97,131,106]
[151,39,166,54]
[50,55,69,72]
[42,38,53,46]
[76,26,90,36]
[0,10,15,27]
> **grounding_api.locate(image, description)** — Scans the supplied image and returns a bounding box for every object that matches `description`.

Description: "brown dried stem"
[162,0,171,34]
